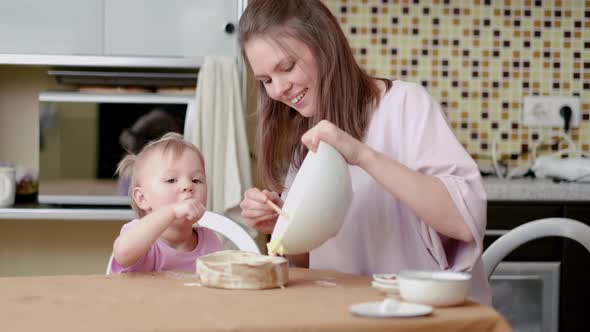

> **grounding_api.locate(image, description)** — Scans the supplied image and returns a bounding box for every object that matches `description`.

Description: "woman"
[238,0,490,304]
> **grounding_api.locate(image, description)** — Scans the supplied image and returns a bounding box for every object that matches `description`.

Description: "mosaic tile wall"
[324,0,589,170]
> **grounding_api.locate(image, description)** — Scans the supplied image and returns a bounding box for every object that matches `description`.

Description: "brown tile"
[326,0,587,159]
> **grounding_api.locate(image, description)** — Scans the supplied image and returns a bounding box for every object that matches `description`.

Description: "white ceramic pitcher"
[0,166,16,207]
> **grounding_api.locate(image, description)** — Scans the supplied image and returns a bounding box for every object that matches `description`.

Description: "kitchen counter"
[0,203,133,221]
[483,178,590,202]
[0,178,588,221]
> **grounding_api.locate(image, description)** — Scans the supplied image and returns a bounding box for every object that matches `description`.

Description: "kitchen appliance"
[38,91,194,206]
[490,262,560,332]
[532,156,590,182]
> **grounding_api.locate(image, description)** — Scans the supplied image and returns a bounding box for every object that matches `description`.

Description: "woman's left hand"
[301,120,371,166]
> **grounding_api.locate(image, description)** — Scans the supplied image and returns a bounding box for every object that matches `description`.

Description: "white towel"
[184,56,253,230]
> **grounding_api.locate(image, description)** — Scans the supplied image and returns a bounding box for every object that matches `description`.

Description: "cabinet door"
[487,201,563,229]
[0,0,103,55]
[104,0,237,57]
[486,202,564,260]
[561,204,590,332]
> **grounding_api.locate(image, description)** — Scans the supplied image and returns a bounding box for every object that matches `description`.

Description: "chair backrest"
[106,211,260,274]
[483,217,590,279]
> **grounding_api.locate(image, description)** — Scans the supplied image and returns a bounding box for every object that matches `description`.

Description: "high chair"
[106,211,260,274]
[483,217,590,278]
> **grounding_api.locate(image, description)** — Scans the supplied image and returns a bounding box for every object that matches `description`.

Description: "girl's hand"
[173,198,206,223]
[301,120,371,166]
[240,188,283,234]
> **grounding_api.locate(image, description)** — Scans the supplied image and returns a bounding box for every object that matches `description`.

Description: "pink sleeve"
[396,83,487,272]
[109,220,157,274]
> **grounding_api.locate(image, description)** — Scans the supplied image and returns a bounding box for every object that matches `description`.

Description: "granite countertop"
[1,178,588,221]
[483,177,590,202]
[0,203,133,221]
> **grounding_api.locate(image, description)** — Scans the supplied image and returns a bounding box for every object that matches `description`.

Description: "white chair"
[106,211,260,274]
[483,217,590,279]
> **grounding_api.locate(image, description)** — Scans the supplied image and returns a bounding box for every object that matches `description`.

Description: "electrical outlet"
[522,96,581,128]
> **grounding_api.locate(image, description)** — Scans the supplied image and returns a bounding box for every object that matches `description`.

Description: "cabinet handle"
[224,23,235,34]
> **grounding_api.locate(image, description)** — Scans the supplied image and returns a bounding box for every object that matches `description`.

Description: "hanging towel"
[184,56,253,228]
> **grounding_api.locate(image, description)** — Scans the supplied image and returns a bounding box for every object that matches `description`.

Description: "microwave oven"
[38,91,195,206]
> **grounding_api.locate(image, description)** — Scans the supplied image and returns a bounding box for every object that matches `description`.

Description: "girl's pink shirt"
[297,80,491,304]
[110,218,223,273]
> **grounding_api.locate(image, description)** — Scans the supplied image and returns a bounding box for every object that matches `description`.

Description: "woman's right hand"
[240,188,283,234]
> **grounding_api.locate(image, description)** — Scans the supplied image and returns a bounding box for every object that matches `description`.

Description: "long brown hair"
[239,0,391,192]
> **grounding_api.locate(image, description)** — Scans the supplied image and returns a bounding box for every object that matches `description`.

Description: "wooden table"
[0,268,511,332]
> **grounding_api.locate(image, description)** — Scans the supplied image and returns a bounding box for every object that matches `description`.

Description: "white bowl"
[269,141,352,255]
[397,270,471,307]
[371,280,400,296]
[372,273,398,286]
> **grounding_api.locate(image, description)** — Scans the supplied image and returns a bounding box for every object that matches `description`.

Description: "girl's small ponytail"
[115,153,137,180]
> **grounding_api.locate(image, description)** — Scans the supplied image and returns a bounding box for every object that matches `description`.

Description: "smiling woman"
[238,0,492,305]
[245,36,318,117]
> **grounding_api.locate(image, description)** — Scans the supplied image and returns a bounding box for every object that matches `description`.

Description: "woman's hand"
[240,188,283,234]
[301,120,373,166]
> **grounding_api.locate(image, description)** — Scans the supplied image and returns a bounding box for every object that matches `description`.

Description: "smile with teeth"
[290,89,308,104]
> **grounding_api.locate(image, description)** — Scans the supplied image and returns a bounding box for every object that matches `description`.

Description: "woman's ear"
[132,187,150,212]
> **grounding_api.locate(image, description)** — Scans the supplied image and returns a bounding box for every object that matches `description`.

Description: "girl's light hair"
[116,132,205,217]
[238,0,392,192]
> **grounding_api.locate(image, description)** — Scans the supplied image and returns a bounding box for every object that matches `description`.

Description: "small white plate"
[349,299,433,318]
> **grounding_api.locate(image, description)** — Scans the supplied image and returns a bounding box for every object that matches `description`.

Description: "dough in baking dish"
[197,250,288,289]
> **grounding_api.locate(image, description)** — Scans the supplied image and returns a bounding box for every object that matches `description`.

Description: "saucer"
[349,299,433,318]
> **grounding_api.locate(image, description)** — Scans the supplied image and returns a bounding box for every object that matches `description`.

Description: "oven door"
[490,262,560,332]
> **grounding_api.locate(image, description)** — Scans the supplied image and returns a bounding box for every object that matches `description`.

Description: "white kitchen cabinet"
[0,0,242,61]
[104,0,238,57]
[0,0,103,55]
